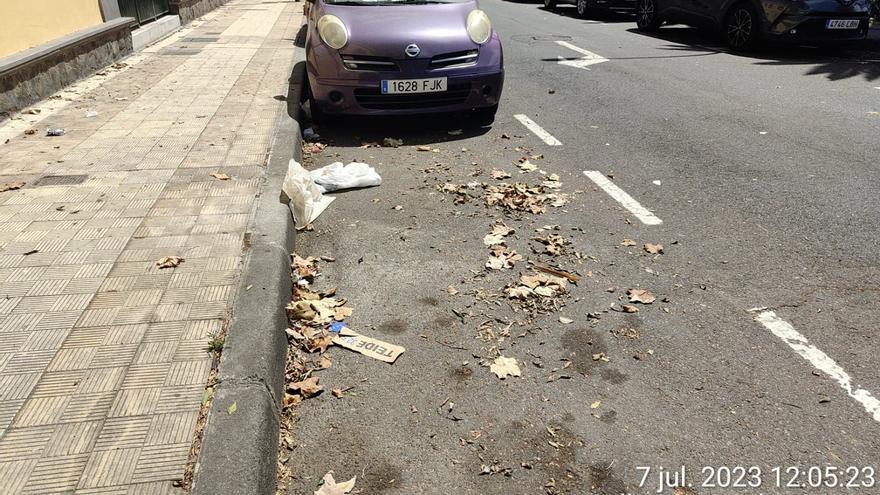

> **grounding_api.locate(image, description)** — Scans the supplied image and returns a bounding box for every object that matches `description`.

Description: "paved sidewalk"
[0,1,300,492]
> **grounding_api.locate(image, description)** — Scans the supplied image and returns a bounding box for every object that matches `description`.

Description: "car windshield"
[325,0,468,4]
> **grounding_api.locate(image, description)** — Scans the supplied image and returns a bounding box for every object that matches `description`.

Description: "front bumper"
[766,14,870,41]
[309,71,504,116]
[307,36,504,116]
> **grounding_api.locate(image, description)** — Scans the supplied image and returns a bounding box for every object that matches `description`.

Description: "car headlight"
[466,10,492,45]
[318,15,349,50]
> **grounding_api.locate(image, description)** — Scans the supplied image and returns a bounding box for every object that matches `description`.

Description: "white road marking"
[582,171,663,225]
[753,310,880,423]
[514,114,562,146]
[555,40,609,70]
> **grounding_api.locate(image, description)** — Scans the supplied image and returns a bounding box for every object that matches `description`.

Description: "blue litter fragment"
[329,322,347,334]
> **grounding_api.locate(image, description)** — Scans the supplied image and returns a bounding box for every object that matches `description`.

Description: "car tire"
[544,0,557,10]
[725,3,760,51]
[635,0,661,32]
[308,98,325,123]
[472,105,498,127]
[576,0,589,18]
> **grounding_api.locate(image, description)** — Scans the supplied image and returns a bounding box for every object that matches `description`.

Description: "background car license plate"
[826,19,859,29]
[382,78,447,94]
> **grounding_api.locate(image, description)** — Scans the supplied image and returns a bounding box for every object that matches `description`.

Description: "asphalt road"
[286,3,880,494]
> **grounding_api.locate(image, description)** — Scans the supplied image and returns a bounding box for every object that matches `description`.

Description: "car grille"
[341,55,400,72]
[429,50,479,69]
[354,83,472,110]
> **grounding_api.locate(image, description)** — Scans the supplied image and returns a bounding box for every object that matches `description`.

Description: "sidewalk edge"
[191,48,305,495]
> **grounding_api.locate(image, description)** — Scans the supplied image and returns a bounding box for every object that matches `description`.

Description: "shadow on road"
[628,26,880,81]
[304,113,493,149]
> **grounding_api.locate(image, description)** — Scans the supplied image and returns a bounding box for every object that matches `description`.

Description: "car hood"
[321,1,483,58]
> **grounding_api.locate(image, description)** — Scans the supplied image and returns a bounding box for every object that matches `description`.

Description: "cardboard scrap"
[331,327,404,364]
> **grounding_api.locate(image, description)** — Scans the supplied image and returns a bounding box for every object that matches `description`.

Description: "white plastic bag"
[310,162,382,193]
[282,160,335,229]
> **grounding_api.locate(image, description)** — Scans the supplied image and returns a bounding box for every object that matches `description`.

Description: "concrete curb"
[191,45,306,495]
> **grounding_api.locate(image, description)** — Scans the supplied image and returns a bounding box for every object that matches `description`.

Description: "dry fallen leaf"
[210,172,230,180]
[518,160,538,172]
[592,352,610,362]
[283,393,301,409]
[446,286,459,296]
[333,306,353,321]
[290,376,323,398]
[0,182,26,192]
[315,472,357,495]
[559,316,573,324]
[644,242,664,254]
[621,239,637,246]
[622,304,640,313]
[590,400,601,409]
[505,286,533,299]
[289,300,317,321]
[491,168,511,180]
[627,288,656,304]
[156,256,184,269]
[320,255,336,262]
[491,222,514,237]
[486,246,522,270]
[318,355,332,370]
[306,334,334,354]
[483,233,505,247]
[416,145,432,152]
[490,356,521,379]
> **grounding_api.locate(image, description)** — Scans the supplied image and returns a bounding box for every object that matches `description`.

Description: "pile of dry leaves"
[276,254,356,493]
[438,181,567,214]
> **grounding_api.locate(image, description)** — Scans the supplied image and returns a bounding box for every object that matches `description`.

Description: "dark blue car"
[635,0,872,50]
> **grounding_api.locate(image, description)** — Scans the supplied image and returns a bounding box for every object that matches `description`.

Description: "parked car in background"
[544,0,636,17]
[635,0,872,50]
[304,0,504,125]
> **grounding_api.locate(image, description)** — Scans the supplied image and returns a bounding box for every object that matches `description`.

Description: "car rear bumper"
[309,70,504,116]
[766,14,870,41]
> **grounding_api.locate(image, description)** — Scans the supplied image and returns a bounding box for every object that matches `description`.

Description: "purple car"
[304,0,504,125]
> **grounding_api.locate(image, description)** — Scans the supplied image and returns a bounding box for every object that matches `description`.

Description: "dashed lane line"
[752,310,880,424]
[582,171,663,225]
[514,114,562,146]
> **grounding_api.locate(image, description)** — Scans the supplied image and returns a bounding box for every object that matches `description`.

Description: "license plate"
[381,77,447,94]
[826,19,859,29]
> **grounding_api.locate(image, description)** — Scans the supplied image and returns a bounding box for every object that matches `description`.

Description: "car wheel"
[543,0,557,9]
[636,0,661,32]
[725,3,760,51]
[576,0,589,17]
[308,97,325,123]
[472,105,498,127]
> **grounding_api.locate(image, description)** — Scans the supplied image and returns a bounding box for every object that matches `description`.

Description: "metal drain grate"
[33,175,88,186]
[183,37,220,43]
